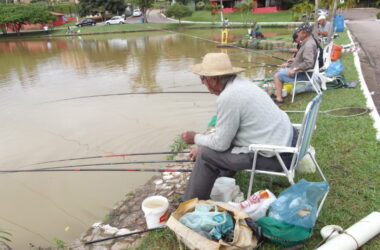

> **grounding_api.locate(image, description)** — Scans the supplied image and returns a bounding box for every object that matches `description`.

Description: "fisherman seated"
[272,22,317,104]
[317,15,331,38]
[248,20,264,39]
[181,53,297,201]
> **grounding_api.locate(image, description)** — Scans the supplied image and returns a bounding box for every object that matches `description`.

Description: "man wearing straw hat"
[181,53,297,201]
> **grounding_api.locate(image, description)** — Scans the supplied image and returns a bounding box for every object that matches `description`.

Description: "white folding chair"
[246,93,328,216]
[291,50,322,103]
[321,42,333,71]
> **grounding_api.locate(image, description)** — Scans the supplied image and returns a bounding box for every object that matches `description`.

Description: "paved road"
[343,8,380,111]
[126,9,175,23]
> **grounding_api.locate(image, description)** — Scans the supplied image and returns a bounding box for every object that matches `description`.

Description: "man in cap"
[181,53,297,201]
[317,15,331,37]
[272,22,317,104]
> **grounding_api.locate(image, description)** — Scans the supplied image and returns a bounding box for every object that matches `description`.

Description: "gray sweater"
[194,76,293,157]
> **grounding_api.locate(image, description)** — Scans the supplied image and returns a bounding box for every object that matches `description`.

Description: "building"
[210,0,285,13]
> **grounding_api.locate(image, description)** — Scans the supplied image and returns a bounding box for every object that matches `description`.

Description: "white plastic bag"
[230,190,276,221]
[296,146,316,174]
[210,177,236,202]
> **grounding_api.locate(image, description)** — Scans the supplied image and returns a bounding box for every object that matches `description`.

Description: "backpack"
[312,36,324,69]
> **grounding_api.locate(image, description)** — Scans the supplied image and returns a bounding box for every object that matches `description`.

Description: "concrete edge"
[346,28,380,140]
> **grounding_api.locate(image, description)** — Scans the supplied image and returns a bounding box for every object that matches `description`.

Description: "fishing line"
[0,168,193,174]
[285,107,372,118]
[33,150,191,165]
[45,91,209,103]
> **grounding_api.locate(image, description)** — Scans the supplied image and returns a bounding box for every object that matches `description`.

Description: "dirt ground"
[343,8,380,112]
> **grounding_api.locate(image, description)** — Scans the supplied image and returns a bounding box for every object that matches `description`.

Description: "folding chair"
[291,50,322,103]
[246,93,328,216]
[321,42,333,71]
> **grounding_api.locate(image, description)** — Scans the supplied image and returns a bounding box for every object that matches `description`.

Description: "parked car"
[133,8,142,17]
[76,18,96,27]
[105,16,126,25]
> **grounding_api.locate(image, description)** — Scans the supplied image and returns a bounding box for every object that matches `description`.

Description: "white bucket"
[141,195,170,229]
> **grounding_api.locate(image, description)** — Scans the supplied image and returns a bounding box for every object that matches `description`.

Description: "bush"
[291,1,314,21]
[165,3,193,23]
[377,11,380,19]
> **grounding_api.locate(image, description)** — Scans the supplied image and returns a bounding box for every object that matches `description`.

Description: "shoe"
[273,99,284,105]
[270,94,277,99]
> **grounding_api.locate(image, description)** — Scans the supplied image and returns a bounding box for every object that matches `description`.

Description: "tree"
[0,4,56,34]
[131,0,154,23]
[79,0,126,17]
[165,3,193,24]
[235,2,254,24]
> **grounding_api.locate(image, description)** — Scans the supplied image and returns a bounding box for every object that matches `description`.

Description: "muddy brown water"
[0,28,291,248]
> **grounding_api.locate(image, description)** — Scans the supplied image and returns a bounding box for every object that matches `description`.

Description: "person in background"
[181,53,297,201]
[317,15,331,37]
[248,20,264,39]
[272,22,317,104]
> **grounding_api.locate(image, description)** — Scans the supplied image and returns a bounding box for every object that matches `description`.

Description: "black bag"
[312,36,324,69]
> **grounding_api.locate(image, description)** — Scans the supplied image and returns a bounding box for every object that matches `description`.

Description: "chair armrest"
[292,123,302,130]
[248,144,298,153]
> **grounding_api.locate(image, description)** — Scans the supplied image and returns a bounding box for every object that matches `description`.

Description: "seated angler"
[272,22,317,104]
[317,15,331,38]
[181,53,298,201]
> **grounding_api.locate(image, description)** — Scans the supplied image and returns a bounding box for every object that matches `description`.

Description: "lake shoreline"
[70,154,192,249]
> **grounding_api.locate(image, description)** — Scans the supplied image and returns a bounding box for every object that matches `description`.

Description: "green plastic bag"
[256,217,312,246]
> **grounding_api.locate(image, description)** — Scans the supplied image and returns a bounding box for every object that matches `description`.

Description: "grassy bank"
[134,30,380,249]
[182,10,293,23]
[0,22,289,40]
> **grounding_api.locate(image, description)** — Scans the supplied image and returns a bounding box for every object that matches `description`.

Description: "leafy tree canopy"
[165,3,193,24]
[0,4,56,33]
[79,0,126,17]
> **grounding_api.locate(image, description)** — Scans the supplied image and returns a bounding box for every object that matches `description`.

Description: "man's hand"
[189,147,199,161]
[181,131,196,145]
[288,68,296,77]
[286,58,295,64]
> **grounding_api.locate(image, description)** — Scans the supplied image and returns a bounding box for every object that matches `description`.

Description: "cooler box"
[334,14,344,32]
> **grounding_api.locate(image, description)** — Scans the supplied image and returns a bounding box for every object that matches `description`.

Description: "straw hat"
[190,53,245,76]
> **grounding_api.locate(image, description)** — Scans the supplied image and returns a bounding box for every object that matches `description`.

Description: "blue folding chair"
[246,93,328,216]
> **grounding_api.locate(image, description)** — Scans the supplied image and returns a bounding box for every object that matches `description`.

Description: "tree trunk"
[327,0,338,44]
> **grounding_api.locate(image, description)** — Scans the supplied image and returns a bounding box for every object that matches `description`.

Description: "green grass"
[132,228,182,250]
[182,10,293,23]
[135,30,380,249]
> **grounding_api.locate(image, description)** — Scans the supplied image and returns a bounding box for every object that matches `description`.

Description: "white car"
[133,9,142,17]
[105,16,125,25]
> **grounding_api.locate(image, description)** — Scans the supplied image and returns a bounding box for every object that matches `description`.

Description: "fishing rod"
[84,227,165,245]
[46,91,209,103]
[0,168,193,174]
[32,159,194,172]
[147,25,287,62]
[34,150,191,165]
[231,59,280,67]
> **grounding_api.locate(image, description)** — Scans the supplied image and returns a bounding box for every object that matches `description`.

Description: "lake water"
[0,27,291,248]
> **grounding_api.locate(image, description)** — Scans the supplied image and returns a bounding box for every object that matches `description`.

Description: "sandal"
[273,99,284,105]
